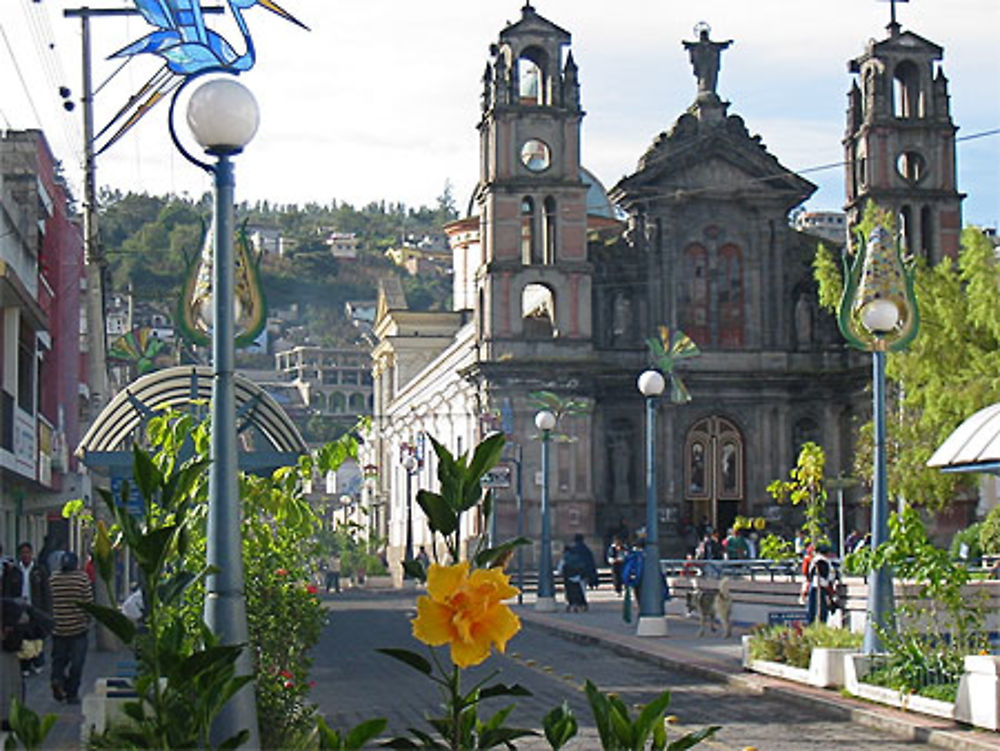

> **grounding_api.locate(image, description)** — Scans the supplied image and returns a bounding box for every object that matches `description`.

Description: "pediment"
[613,113,815,205]
[500,6,570,44]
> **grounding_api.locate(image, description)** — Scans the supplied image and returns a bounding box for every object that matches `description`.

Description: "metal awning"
[927,402,1000,474]
[77,365,307,472]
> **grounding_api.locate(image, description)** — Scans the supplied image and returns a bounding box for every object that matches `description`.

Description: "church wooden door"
[683,417,744,535]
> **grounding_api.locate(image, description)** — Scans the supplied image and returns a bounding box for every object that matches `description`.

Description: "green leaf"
[478,682,532,699]
[542,702,578,750]
[666,726,721,751]
[376,648,433,676]
[218,730,251,750]
[79,602,137,645]
[132,525,179,579]
[344,717,388,750]
[415,490,458,537]
[634,690,673,746]
[401,559,426,582]
[466,433,506,487]
[474,537,531,569]
[132,442,163,503]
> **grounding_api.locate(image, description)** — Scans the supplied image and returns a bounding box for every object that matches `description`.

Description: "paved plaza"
[13,586,1000,750]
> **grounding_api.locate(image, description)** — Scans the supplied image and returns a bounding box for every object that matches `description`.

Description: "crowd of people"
[1,538,95,730]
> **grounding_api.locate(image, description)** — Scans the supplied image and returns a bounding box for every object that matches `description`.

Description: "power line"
[0,23,45,127]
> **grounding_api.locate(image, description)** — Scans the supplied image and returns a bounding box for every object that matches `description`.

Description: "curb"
[520,611,1000,751]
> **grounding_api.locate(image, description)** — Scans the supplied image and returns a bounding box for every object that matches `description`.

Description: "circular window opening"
[520,139,551,172]
[896,151,927,185]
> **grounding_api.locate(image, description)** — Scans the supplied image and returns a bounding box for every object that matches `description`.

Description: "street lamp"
[838,222,919,655]
[534,409,556,612]
[402,453,418,575]
[637,370,667,636]
[184,77,260,745]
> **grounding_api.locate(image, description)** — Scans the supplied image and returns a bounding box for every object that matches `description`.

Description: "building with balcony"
[0,130,87,557]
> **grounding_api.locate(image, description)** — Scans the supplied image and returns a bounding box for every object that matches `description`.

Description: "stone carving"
[683,24,732,99]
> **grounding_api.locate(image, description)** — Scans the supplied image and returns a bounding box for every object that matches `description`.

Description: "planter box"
[956,655,1000,731]
[741,636,853,688]
[844,654,955,721]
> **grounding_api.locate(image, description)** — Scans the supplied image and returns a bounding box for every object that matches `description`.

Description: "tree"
[815,202,1000,511]
[767,441,830,548]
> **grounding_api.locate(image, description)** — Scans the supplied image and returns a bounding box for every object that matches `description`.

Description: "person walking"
[16,542,51,677]
[800,543,837,625]
[606,537,626,594]
[49,552,93,704]
[326,554,342,593]
[556,546,588,612]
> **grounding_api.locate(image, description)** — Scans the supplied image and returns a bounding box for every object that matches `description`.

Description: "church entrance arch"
[683,416,744,535]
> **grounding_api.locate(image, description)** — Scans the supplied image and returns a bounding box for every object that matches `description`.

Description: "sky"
[2,0,999,228]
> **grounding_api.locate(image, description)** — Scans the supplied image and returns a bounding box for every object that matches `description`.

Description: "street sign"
[480,466,511,489]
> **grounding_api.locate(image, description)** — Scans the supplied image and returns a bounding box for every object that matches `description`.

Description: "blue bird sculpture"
[97,0,307,153]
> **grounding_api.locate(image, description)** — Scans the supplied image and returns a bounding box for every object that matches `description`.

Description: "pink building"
[0,130,87,555]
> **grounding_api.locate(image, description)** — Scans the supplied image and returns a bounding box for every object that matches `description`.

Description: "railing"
[512,558,802,593]
[660,558,801,582]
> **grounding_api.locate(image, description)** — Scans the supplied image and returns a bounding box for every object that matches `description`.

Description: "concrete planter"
[741,636,853,688]
[955,655,1000,731]
[844,654,955,721]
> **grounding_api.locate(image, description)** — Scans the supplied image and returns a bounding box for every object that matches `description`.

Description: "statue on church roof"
[683,22,732,100]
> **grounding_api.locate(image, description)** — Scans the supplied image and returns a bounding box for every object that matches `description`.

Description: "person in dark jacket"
[16,542,51,676]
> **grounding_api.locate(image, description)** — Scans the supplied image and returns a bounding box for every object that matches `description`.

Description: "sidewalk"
[19,587,1000,750]
[514,588,1000,751]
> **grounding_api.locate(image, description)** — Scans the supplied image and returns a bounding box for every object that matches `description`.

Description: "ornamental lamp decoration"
[838,225,919,353]
[645,325,700,404]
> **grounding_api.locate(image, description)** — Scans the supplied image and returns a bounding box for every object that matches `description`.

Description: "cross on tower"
[882,0,909,33]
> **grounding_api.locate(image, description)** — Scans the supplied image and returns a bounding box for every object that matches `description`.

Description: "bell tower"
[472,2,592,358]
[843,15,964,262]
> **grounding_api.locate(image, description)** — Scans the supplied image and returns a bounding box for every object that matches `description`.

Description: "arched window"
[543,196,556,264]
[920,206,934,259]
[330,392,346,413]
[311,391,326,411]
[517,47,549,105]
[521,283,556,338]
[679,244,709,345]
[893,60,923,119]
[348,393,366,413]
[521,197,537,264]
[899,205,912,254]
[718,244,744,348]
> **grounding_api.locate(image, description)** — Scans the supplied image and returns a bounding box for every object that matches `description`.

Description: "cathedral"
[368,3,963,572]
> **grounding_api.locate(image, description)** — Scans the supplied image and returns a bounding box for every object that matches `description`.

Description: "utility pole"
[64,7,116,419]
[64,5,225,416]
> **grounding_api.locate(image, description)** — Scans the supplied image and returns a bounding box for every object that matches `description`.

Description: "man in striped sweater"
[49,552,92,704]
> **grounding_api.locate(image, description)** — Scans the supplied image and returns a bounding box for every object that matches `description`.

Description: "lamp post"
[185,77,261,745]
[837,223,919,655]
[636,370,667,636]
[402,453,417,575]
[534,409,556,612]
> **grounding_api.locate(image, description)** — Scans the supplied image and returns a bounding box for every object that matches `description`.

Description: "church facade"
[368,5,962,573]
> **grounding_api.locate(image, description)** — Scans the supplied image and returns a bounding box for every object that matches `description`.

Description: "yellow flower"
[412,562,521,668]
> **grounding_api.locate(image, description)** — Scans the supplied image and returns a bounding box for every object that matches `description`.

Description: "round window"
[520,139,551,172]
[896,151,927,184]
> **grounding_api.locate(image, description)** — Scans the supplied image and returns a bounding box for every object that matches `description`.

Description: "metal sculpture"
[97,0,307,153]
[645,325,701,404]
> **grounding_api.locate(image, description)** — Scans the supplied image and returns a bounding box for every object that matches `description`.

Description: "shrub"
[980,506,1000,555]
[748,622,861,668]
[950,521,982,561]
